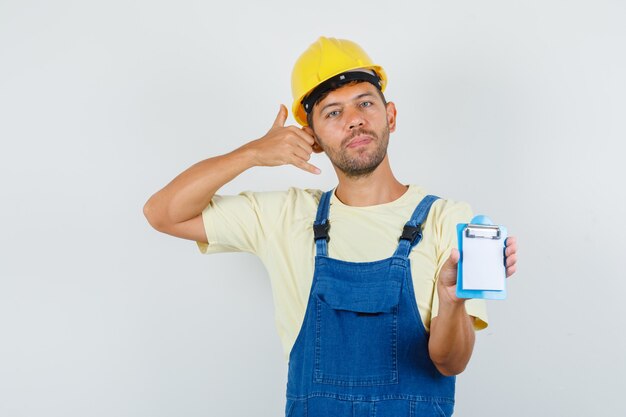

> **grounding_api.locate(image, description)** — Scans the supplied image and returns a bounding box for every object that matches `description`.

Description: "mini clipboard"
[456,215,508,300]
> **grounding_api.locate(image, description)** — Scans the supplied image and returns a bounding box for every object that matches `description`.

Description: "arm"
[143,105,320,242]
[428,238,518,376]
[428,248,475,376]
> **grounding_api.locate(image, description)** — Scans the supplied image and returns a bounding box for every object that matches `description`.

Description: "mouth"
[346,134,374,149]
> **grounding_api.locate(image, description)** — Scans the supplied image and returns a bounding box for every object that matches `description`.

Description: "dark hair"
[306,80,387,128]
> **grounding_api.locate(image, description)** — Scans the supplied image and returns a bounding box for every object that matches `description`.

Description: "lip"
[346,135,373,148]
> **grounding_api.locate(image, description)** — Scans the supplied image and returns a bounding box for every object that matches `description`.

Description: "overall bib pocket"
[313,278,402,386]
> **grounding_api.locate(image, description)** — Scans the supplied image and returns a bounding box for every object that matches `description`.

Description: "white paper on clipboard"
[462,230,506,290]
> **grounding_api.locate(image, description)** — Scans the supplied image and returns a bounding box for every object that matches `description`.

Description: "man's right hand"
[144,104,322,242]
[243,105,321,175]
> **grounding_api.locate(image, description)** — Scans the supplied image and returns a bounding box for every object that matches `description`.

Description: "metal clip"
[465,224,501,239]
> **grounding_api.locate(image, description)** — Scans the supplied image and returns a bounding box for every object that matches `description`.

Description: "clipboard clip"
[465,224,501,240]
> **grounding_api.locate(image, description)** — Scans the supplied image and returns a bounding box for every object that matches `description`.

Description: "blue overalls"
[286,191,456,417]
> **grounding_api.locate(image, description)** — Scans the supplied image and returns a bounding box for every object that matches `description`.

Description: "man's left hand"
[438,236,518,303]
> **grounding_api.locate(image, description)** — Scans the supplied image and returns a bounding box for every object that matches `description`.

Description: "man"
[144,36,518,417]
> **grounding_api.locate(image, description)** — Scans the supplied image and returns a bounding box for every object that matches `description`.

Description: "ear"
[303,126,324,153]
[386,102,397,133]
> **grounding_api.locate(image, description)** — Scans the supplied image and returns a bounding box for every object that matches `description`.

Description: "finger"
[505,236,517,249]
[292,158,321,175]
[280,126,315,149]
[505,237,517,257]
[506,264,517,278]
[292,147,313,163]
[293,136,315,154]
[505,253,517,268]
[272,104,288,128]
[286,126,315,146]
[505,241,517,257]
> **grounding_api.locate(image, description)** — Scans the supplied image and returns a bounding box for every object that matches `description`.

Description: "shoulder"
[400,186,473,240]
[284,187,324,204]
[406,185,473,225]
[401,185,472,221]
[215,187,322,207]
[430,198,473,224]
[214,187,323,224]
[279,187,324,219]
[238,187,322,208]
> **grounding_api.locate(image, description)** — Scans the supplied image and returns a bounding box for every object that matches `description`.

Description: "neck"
[333,156,407,207]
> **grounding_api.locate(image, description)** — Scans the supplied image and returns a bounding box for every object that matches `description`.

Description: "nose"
[349,119,364,130]
[345,107,365,130]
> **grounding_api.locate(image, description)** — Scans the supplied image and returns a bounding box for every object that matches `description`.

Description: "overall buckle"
[313,223,330,241]
[400,224,422,244]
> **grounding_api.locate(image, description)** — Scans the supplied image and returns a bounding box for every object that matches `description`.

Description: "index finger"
[292,126,315,146]
[283,126,315,146]
[505,236,517,257]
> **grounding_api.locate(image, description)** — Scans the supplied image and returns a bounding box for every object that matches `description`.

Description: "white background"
[1,1,624,416]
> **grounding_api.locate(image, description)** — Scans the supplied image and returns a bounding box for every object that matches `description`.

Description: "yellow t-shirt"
[197,185,488,360]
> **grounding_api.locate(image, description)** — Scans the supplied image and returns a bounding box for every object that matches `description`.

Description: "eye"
[360,101,373,108]
[326,110,340,118]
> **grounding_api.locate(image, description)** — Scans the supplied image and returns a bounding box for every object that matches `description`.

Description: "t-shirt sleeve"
[431,199,489,330]
[196,191,285,256]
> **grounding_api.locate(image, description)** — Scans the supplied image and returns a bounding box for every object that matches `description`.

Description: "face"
[306,82,396,178]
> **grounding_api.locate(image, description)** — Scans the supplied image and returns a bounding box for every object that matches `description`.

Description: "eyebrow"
[318,92,376,114]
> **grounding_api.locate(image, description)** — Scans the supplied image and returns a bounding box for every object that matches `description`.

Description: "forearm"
[144,105,318,234]
[428,292,475,376]
[143,144,255,230]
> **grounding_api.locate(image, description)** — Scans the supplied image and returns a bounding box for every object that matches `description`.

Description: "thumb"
[439,248,460,286]
[443,248,460,270]
[272,104,288,128]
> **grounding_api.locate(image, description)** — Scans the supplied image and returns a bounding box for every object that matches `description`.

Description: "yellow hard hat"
[291,36,387,126]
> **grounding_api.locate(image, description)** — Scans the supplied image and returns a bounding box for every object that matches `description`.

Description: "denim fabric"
[286,191,456,417]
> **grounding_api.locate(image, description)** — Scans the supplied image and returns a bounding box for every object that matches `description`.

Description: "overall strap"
[393,195,440,258]
[313,189,333,256]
